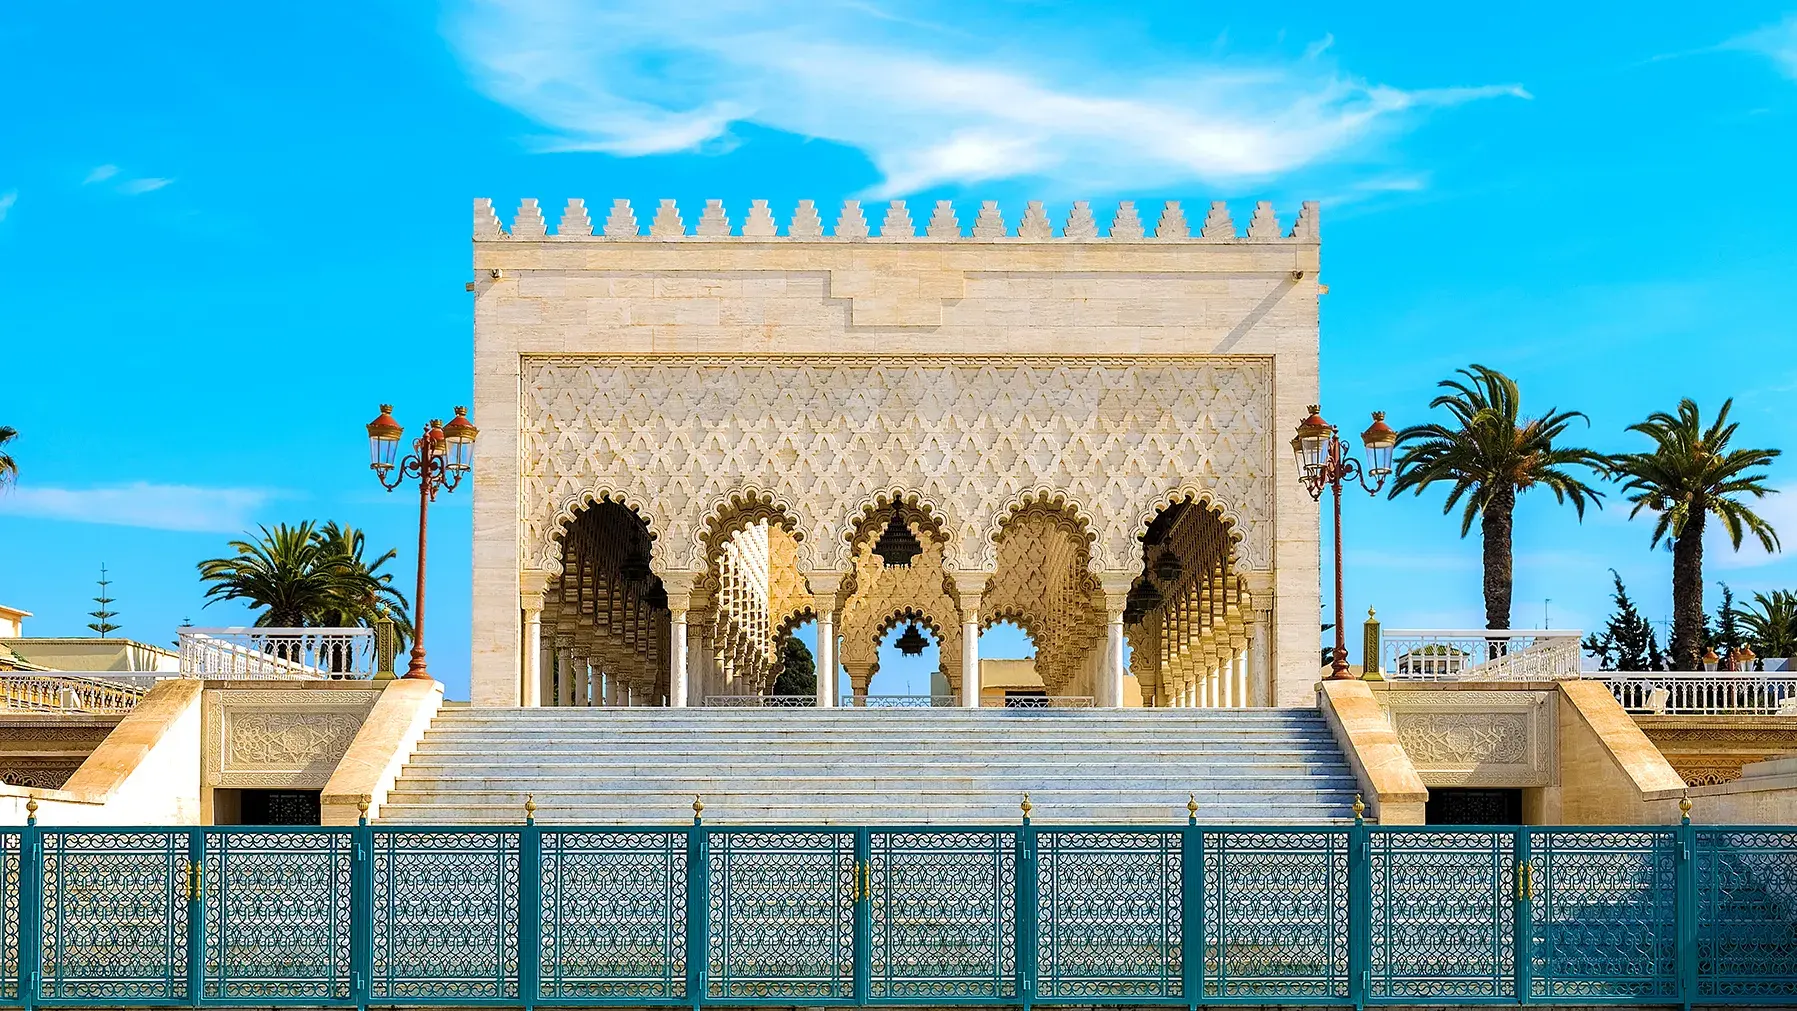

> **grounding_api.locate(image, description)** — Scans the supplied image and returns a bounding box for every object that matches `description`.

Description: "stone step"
[383,706,1360,827]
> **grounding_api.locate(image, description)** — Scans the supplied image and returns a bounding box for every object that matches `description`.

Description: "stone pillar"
[951,573,991,709]
[662,573,696,708]
[555,644,574,707]
[1248,600,1275,707]
[806,573,847,709]
[1098,572,1133,708]
[520,590,544,708]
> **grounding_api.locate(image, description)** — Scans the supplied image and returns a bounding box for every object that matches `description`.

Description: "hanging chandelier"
[1153,550,1183,584]
[895,623,928,656]
[873,502,922,567]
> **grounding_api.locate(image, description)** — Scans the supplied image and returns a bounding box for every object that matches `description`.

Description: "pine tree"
[1713,583,1746,669]
[1582,570,1664,671]
[87,564,121,638]
[771,633,817,697]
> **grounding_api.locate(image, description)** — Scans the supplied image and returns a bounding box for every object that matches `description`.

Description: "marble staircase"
[378,707,1362,826]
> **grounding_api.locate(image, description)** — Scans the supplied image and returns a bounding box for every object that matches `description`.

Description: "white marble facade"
[469,197,1322,709]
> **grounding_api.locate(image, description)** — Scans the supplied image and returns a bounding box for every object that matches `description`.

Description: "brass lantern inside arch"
[873,502,922,568]
[895,623,928,656]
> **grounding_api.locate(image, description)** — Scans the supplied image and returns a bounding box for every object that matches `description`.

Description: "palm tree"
[313,522,413,649]
[198,522,359,627]
[0,425,17,488]
[1610,398,1781,669]
[1738,590,1797,663]
[1388,365,1609,630]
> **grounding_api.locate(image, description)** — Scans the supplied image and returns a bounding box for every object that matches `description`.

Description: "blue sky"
[2,2,1795,698]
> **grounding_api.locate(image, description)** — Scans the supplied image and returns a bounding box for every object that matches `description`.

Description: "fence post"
[1362,609,1384,682]
[1017,798,1039,1009]
[519,796,541,1009]
[186,828,204,1008]
[18,801,42,1011]
[1513,828,1533,1004]
[1180,796,1201,1011]
[853,827,871,1006]
[685,797,708,1011]
[1676,795,1696,1010]
[1348,797,1369,1010]
[352,802,374,1011]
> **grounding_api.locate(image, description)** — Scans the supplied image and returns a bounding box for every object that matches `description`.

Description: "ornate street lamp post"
[1292,405,1397,680]
[366,404,478,680]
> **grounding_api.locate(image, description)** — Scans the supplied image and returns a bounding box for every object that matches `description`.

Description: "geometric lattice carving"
[1397,713,1530,765]
[523,356,1272,577]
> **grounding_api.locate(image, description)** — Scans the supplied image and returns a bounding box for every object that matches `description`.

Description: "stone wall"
[201,681,382,821]
[470,197,1322,706]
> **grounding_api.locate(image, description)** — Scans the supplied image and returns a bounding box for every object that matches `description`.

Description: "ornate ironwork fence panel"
[538,829,687,1002]
[1034,829,1181,1001]
[1696,828,1797,1002]
[867,829,1016,1001]
[1203,829,1349,1000]
[37,830,191,1003]
[1529,829,1677,1001]
[0,831,18,1003]
[1367,829,1514,1001]
[7,820,1797,1008]
[202,829,353,1002]
[370,830,520,1001]
[707,830,854,1001]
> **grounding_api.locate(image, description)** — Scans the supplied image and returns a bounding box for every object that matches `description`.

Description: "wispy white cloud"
[119,177,174,195]
[445,0,1526,196]
[0,191,15,223]
[0,482,276,533]
[1730,14,1797,78]
[84,164,120,184]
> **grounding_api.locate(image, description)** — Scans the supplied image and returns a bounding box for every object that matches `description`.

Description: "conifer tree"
[87,564,121,638]
[1713,583,1745,668]
[771,633,817,697]
[1582,570,1663,671]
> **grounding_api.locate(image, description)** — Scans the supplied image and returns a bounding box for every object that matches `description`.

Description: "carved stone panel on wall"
[522,355,1274,575]
[1384,689,1555,788]
[205,689,381,790]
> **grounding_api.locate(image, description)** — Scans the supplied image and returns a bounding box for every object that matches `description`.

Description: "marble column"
[520,591,543,708]
[669,607,689,707]
[806,574,846,709]
[555,645,575,707]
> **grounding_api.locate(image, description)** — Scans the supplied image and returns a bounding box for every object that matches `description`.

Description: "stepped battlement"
[475,197,1318,242]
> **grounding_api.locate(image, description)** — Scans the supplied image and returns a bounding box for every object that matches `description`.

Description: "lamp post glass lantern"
[365,403,478,680]
[1291,405,1394,680]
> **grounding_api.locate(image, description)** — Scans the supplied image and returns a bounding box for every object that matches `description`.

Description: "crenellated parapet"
[475,197,1318,242]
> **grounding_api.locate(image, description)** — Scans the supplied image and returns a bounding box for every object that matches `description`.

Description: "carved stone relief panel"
[522,355,1273,576]
[1382,689,1555,788]
[204,689,381,790]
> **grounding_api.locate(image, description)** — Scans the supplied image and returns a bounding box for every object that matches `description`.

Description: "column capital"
[520,567,555,597]
[519,588,545,613]
[803,570,849,596]
[950,570,994,602]
[1097,570,1135,615]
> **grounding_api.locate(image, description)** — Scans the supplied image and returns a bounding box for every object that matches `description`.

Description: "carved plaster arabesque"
[205,690,381,790]
[523,356,1273,579]
[1383,689,1555,789]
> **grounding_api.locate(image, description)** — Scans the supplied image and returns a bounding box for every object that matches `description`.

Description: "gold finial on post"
[1020,792,1033,823]
[1679,791,1693,825]
[524,792,537,825]
[25,797,38,825]
[1187,793,1199,825]
[693,794,704,824]
[1352,793,1366,823]
[357,797,370,825]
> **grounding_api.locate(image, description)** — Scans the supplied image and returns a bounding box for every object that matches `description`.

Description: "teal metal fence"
[2,811,1794,1008]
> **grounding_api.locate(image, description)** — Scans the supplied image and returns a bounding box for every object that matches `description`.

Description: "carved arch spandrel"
[693,486,805,572]
[542,488,663,577]
[521,356,1274,582]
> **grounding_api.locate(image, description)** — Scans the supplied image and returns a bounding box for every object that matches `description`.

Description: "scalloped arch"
[979,488,1098,572]
[1131,485,1246,561]
[541,488,663,577]
[871,606,947,644]
[692,485,807,571]
[834,488,955,571]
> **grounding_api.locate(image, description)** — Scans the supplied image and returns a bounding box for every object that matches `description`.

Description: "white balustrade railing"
[1604,673,1797,715]
[700,694,1097,708]
[1378,629,1584,681]
[0,673,150,712]
[177,627,376,679]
